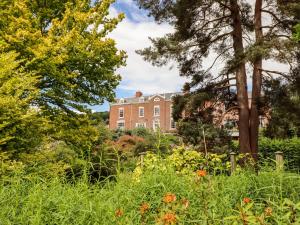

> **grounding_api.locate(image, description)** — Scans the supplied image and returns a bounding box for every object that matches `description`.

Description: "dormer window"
[139,97,145,102]
[154,97,160,102]
[120,98,125,104]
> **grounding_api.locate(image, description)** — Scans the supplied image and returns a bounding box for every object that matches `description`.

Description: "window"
[119,108,124,118]
[153,119,160,130]
[136,123,146,128]
[154,105,160,116]
[170,119,176,129]
[117,121,125,130]
[154,97,160,102]
[139,107,144,117]
[119,98,125,103]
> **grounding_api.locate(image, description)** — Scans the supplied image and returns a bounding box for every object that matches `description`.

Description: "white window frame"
[154,97,160,102]
[153,119,160,131]
[117,121,125,130]
[118,108,124,119]
[139,107,144,117]
[135,123,146,128]
[154,105,160,117]
[119,98,125,103]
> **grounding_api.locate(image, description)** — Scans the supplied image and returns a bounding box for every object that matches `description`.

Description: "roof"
[110,92,182,105]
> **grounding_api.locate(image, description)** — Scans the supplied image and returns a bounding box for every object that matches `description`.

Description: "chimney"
[135,91,143,98]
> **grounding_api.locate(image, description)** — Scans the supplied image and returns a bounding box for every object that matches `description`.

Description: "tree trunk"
[230,0,251,154]
[250,0,263,161]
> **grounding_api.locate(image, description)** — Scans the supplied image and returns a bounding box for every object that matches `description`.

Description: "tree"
[134,0,299,157]
[0,0,126,114]
[0,0,126,154]
[0,51,46,151]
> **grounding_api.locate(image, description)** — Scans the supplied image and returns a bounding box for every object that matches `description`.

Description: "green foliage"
[232,137,300,172]
[263,77,300,138]
[294,24,300,41]
[0,0,126,113]
[177,120,231,153]
[135,147,235,176]
[259,137,300,172]
[0,51,47,152]
[0,166,299,224]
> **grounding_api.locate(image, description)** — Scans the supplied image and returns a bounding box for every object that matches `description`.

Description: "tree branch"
[259,69,292,81]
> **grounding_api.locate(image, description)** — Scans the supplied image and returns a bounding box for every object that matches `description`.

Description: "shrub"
[259,137,300,172]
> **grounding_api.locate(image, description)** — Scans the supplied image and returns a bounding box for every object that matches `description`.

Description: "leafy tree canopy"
[0,0,126,114]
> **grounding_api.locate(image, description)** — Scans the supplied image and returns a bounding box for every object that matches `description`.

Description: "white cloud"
[108,0,290,96]
[109,3,187,95]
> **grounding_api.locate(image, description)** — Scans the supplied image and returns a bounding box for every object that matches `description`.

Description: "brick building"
[109,91,268,133]
[109,91,180,132]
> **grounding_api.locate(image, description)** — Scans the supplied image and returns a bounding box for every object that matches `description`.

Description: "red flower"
[163,193,176,203]
[115,209,123,217]
[243,197,251,204]
[196,170,207,177]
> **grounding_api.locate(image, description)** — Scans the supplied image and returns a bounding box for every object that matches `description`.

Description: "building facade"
[109,91,180,132]
[109,91,268,133]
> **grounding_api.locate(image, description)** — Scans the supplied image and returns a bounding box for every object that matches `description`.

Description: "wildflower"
[181,198,189,209]
[163,193,176,203]
[243,197,251,204]
[162,212,177,224]
[140,202,150,215]
[115,209,123,217]
[264,207,272,216]
[196,170,207,177]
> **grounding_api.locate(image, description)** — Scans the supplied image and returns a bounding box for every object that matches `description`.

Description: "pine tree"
[135,0,299,157]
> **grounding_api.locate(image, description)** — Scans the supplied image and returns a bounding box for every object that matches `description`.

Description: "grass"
[0,167,299,224]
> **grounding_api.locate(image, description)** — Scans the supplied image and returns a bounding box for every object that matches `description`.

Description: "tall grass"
[0,167,299,224]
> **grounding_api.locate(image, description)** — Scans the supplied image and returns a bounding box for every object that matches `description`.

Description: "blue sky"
[90,0,185,112]
[90,0,289,112]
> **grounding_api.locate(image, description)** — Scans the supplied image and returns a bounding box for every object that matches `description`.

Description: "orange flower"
[162,212,177,224]
[115,209,123,217]
[243,197,251,204]
[196,170,207,177]
[163,193,176,203]
[140,202,150,215]
[181,198,189,209]
[264,207,272,216]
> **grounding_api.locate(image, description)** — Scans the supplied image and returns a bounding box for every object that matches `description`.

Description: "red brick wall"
[109,95,174,131]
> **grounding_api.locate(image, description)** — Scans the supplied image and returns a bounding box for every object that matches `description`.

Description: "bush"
[259,137,300,172]
[232,137,300,172]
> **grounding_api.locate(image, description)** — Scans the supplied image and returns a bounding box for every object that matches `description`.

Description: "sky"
[91,0,289,112]
[91,0,185,112]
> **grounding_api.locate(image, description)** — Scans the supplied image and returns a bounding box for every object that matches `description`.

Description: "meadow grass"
[0,168,299,224]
